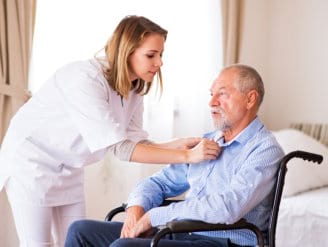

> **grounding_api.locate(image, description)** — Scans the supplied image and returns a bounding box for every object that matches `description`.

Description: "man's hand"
[127,213,153,238]
[120,206,145,238]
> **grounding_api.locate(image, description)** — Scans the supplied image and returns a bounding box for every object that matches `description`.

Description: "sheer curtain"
[29,0,222,141]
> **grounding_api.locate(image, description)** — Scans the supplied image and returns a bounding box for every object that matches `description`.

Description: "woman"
[0,15,220,246]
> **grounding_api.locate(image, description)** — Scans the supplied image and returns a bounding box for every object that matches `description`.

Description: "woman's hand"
[120,206,145,238]
[187,138,221,163]
[161,137,202,150]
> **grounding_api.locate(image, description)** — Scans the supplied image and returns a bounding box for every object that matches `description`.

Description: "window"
[29,0,222,140]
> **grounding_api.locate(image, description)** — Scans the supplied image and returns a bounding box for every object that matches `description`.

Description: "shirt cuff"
[126,196,152,212]
[148,206,171,227]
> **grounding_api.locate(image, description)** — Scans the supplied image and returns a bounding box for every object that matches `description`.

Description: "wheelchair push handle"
[282,150,323,165]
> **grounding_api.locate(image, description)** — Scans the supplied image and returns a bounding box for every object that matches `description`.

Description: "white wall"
[239,0,328,130]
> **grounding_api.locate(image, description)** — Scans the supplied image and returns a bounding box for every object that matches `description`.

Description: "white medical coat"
[0,59,148,206]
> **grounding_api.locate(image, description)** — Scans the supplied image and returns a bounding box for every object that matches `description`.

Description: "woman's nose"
[155,57,163,67]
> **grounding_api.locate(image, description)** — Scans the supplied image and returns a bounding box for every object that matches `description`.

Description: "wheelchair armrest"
[151,219,265,247]
[166,218,249,232]
[104,203,127,221]
[105,199,182,221]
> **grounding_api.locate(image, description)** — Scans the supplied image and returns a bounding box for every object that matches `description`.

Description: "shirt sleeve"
[148,143,283,227]
[126,164,190,212]
[54,61,126,153]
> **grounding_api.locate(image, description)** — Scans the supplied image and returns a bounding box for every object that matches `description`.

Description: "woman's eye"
[146,54,154,58]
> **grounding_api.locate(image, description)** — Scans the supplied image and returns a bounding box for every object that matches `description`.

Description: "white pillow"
[272,129,327,197]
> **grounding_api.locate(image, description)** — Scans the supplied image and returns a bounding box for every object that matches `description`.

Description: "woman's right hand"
[162,137,202,150]
[186,138,221,163]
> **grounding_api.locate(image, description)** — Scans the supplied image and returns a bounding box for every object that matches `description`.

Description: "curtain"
[221,0,244,66]
[0,0,36,144]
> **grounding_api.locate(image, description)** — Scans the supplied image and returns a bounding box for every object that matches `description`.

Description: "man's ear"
[246,90,258,109]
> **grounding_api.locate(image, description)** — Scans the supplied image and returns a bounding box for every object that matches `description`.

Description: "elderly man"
[65,64,284,247]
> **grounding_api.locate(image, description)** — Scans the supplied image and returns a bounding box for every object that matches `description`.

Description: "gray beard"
[211,107,232,131]
[213,119,231,131]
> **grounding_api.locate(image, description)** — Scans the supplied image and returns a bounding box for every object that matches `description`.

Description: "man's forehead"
[213,72,229,85]
[211,70,237,90]
[211,80,227,91]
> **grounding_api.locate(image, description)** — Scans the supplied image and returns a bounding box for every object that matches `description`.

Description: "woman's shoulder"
[53,59,106,85]
[57,59,99,74]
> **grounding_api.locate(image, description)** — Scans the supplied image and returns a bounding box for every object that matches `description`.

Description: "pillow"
[272,129,328,197]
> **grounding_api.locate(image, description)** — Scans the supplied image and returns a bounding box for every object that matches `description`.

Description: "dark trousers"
[64,219,250,247]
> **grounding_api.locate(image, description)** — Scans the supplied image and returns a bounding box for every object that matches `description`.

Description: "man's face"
[209,69,249,131]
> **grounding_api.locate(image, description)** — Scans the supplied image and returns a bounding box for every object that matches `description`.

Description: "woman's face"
[128,33,165,82]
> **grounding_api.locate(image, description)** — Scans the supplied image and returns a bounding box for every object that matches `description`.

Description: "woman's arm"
[131,138,220,164]
[149,137,202,150]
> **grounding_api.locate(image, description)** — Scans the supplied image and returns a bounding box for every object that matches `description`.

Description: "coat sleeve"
[126,97,148,142]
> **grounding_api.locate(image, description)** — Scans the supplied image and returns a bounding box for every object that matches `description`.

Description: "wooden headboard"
[290,123,328,147]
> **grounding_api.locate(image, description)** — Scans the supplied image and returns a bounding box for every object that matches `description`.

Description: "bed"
[272,123,328,247]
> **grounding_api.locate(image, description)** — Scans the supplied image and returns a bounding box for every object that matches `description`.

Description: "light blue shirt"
[127,117,284,246]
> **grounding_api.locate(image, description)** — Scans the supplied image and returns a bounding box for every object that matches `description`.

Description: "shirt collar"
[214,117,263,147]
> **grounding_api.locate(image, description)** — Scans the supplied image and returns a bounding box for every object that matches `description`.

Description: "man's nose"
[209,95,219,107]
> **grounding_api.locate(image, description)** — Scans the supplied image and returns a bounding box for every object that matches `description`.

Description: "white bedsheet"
[276,186,328,247]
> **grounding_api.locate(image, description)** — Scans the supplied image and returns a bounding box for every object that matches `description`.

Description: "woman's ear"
[246,90,258,109]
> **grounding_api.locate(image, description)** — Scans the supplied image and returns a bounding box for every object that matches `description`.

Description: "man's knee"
[66,219,95,243]
[67,220,87,235]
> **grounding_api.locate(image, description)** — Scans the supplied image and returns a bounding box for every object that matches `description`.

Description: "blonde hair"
[103,15,167,98]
